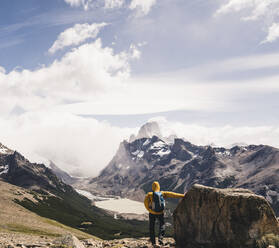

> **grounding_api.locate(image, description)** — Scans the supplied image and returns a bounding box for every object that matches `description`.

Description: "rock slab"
[173,184,279,248]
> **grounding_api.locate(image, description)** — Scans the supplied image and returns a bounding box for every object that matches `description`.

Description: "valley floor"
[0,180,175,247]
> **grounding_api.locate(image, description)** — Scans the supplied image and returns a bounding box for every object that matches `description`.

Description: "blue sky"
[1,0,279,176]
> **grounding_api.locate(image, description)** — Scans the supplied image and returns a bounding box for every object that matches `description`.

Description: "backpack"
[152,191,165,212]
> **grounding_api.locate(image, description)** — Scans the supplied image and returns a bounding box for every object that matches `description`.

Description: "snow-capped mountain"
[129,120,177,145]
[77,122,279,215]
[136,121,162,140]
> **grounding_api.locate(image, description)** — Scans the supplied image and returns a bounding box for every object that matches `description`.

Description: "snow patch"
[131,149,144,159]
[143,139,151,147]
[150,141,165,149]
[0,148,9,154]
[137,151,144,158]
[131,150,140,156]
[0,165,9,175]
[157,149,171,157]
[216,150,232,157]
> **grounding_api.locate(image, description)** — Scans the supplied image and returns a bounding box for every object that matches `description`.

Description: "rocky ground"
[0,233,175,248]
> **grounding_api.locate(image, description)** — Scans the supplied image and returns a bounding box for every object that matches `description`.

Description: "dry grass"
[0,180,96,240]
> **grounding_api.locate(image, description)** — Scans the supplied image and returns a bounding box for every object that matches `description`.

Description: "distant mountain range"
[72,121,279,215]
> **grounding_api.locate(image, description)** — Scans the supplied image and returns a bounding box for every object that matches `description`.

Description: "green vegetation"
[6,224,61,237]
[14,189,149,240]
[256,233,279,248]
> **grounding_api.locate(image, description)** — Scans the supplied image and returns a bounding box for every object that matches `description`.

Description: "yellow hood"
[152,181,160,192]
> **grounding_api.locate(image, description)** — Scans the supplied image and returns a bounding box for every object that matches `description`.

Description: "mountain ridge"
[0,145,149,240]
[75,131,279,215]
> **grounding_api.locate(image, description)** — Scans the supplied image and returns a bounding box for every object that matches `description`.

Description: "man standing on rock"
[144,181,184,247]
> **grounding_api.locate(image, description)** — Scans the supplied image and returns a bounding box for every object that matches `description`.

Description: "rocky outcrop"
[53,234,86,248]
[173,184,279,248]
[0,150,75,194]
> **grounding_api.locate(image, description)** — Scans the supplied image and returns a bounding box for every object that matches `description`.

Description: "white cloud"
[104,0,125,9]
[64,0,157,15]
[49,23,107,54]
[179,52,279,80]
[0,111,135,177]
[64,0,93,10]
[129,44,141,59]
[216,0,279,20]
[129,0,157,15]
[1,45,279,118]
[0,39,137,115]
[262,22,279,43]
[0,66,5,74]
[151,117,279,149]
[216,0,279,43]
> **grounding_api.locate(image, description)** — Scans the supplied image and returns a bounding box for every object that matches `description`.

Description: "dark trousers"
[149,213,165,244]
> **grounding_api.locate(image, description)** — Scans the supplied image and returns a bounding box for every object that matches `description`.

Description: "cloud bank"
[1,114,279,177]
[155,117,279,149]
[0,111,134,177]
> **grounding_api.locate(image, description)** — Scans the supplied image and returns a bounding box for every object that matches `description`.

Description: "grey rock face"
[173,184,279,248]
[54,234,85,248]
[49,160,78,185]
[0,148,74,195]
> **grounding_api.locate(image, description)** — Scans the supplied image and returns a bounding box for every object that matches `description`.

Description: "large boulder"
[173,184,279,248]
[53,234,85,248]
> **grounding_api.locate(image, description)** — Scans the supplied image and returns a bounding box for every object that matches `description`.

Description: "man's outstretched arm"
[162,191,184,198]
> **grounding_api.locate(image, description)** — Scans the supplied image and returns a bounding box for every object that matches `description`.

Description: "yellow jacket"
[144,181,184,215]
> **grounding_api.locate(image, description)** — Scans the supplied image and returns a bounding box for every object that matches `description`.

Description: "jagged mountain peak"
[138,121,162,138]
[129,121,163,142]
